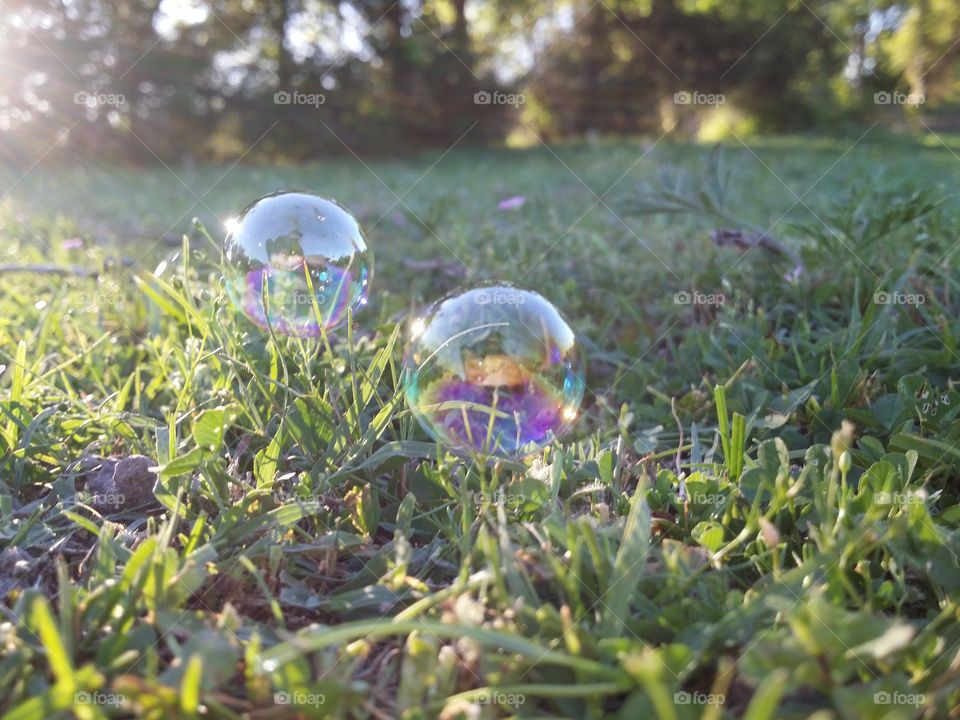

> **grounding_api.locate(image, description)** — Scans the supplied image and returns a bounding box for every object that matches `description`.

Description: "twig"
[0,263,98,278]
[401,258,467,276]
[711,228,803,266]
[670,395,684,476]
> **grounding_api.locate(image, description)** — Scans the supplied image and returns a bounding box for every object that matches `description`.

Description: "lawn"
[1,130,960,719]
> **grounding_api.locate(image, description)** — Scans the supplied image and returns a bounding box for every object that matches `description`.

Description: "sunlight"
[223,216,241,235]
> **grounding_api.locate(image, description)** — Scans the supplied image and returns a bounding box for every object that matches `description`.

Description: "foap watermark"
[74,91,126,108]
[274,691,326,706]
[75,692,126,707]
[874,291,925,306]
[874,91,924,107]
[674,290,726,306]
[874,691,925,707]
[476,289,525,306]
[477,691,525,707]
[273,289,330,306]
[76,292,127,308]
[474,90,524,107]
[875,490,926,506]
[689,492,726,506]
[915,385,951,419]
[248,286,335,312]
[274,90,325,107]
[271,489,320,504]
[473,491,527,509]
[674,91,725,106]
[89,492,126,507]
[674,691,725,706]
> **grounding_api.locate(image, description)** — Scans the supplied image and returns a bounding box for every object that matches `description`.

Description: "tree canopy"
[1,0,958,165]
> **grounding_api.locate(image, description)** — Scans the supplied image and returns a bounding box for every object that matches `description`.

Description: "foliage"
[2,0,959,163]
[1,137,960,717]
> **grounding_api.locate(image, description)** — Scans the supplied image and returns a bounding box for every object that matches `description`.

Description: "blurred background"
[1,0,959,167]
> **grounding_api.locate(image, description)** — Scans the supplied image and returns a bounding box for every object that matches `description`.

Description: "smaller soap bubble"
[222,191,372,336]
[403,283,585,459]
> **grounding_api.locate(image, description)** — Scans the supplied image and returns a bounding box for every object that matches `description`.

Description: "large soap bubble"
[222,191,372,336]
[404,283,585,459]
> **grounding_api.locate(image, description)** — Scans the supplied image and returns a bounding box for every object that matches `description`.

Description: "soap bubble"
[222,191,372,336]
[403,283,585,459]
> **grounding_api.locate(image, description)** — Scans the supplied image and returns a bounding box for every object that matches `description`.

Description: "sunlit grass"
[1,136,959,717]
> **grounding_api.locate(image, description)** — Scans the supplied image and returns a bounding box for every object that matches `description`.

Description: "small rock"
[86,455,157,512]
[1,547,33,576]
[0,547,36,597]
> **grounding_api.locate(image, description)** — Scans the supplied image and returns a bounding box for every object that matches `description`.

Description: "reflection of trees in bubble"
[224,193,371,336]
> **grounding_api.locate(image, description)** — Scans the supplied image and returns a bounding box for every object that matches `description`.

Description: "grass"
[1,130,960,718]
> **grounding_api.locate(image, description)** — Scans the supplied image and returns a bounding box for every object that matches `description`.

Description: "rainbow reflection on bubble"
[403,283,585,459]
[223,191,372,336]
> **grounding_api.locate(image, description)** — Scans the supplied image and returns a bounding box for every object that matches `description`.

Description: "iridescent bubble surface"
[222,192,372,336]
[404,284,585,459]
